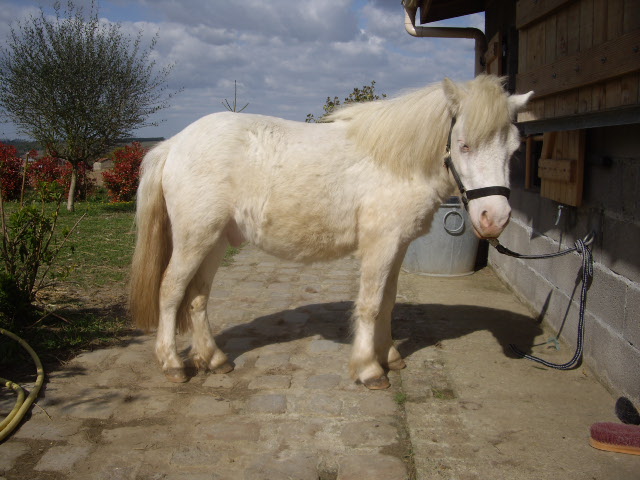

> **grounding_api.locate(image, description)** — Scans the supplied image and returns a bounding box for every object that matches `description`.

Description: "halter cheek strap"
[444,117,511,209]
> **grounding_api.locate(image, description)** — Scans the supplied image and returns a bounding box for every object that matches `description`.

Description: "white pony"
[130,75,532,389]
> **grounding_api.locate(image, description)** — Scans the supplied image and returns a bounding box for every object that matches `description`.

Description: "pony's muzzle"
[470,198,511,239]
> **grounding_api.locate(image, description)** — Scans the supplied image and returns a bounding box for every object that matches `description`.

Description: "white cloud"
[0,0,483,139]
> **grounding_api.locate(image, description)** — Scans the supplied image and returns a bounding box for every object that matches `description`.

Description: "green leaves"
[305,81,387,123]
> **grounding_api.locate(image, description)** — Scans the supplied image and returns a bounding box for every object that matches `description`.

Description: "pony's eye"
[460,144,470,153]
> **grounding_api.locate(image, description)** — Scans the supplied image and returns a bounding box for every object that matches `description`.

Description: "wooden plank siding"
[516,0,640,124]
[516,0,638,205]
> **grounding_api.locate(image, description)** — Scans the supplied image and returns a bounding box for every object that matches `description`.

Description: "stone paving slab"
[1,245,638,479]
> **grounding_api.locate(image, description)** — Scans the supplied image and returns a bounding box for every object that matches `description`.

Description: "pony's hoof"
[212,362,234,374]
[190,355,208,370]
[164,368,188,383]
[363,375,391,390]
[387,358,407,371]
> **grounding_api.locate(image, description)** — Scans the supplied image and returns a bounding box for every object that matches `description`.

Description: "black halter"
[443,117,511,210]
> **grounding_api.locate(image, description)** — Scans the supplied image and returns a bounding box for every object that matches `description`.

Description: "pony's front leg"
[350,243,407,389]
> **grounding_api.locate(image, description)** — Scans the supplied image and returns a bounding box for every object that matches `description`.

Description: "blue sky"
[0,0,484,140]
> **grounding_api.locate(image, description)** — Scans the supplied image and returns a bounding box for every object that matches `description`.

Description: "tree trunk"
[67,163,78,212]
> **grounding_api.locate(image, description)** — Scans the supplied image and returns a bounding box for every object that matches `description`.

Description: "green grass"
[431,387,456,400]
[0,200,137,365]
[394,392,408,405]
[0,198,241,366]
[55,201,137,287]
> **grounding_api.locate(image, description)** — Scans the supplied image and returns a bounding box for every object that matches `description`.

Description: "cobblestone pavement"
[1,245,638,479]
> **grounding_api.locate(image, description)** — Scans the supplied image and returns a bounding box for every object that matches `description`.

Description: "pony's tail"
[129,141,173,331]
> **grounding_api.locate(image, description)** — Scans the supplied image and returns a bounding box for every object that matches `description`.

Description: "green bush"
[0,183,81,333]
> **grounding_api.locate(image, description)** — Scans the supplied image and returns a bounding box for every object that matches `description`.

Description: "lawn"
[0,200,137,366]
[55,201,137,287]
[0,198,240,367]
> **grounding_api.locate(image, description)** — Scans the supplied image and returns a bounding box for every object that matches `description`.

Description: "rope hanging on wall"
[489,231,595,370]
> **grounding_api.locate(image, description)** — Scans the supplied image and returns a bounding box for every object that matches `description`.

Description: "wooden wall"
[517,0,640,122]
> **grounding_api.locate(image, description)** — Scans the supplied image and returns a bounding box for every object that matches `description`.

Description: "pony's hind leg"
[188,239,233,374]
[156,235,224,382]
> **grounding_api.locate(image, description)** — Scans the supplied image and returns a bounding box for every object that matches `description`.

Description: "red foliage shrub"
[0,142,25,201]
[102,142,147,202]
[27,154,94,201]
[28,155,66,187]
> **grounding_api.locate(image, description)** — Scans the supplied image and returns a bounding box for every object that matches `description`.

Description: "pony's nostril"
[480,210,493,229]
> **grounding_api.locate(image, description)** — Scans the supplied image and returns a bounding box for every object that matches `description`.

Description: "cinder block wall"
[489,123,640,403]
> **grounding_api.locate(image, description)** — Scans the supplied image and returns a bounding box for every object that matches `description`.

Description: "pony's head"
[443,75,533,239]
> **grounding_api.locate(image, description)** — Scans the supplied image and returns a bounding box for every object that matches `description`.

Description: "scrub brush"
[589,422,640,455]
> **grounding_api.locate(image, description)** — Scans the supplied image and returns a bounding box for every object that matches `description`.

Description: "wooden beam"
[517,29,640,98]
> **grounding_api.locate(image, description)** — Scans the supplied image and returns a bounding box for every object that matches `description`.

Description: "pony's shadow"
[211,301,543,365]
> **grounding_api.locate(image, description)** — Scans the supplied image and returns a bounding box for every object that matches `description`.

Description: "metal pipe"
[404,6,487,76]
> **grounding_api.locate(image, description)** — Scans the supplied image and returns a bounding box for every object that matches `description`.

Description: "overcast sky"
[0,0,483,140]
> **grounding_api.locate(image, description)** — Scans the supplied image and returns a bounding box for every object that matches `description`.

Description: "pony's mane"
[458,75,512,149]
[326,75,512,177]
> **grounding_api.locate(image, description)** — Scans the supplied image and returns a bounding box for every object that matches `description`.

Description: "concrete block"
[600,216,640,282]
[246,394,287,414]
[56,391,122,419]
[337,454,407,480]
[34,446,91,472]
[357,394,398,417]
[248,375,292,390]
[255,353,290,369]
[584,315,640,402]
[186,395,232,416]
[585,265,627,332]
[304,374,341,389]
[101,425,174,447]
[197,419,261,442]
[244,453,318,480]
[298,394,343,416]
[624,284,640,347]
[202,374,236,389]
[308,339,341,353]
[170,444,221,467]
[340,421,397,447]
[13,417,82,440]
[0,442,29,472]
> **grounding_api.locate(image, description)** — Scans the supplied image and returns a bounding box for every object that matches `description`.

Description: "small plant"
[0,180,83,333]
[394,392,408,405]
[431,387,456,400]
[102,142,147,202]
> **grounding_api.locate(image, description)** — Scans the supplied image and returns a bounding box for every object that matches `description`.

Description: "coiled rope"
[488,231,595,370]
[0,328,45,442]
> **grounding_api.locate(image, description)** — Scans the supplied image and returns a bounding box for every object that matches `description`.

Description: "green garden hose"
[0,328,45,442]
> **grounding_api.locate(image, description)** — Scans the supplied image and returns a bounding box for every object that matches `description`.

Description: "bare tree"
[0,1,180,210]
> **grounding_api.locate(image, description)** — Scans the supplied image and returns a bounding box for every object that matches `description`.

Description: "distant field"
[0,137,165,157]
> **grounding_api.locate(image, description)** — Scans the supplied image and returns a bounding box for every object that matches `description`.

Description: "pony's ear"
[508,91,534,115]
[442,78,463,116]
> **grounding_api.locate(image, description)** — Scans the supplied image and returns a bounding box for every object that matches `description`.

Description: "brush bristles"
[589,422,640,455]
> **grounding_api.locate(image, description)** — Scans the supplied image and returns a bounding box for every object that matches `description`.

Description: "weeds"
[394,392,408,405]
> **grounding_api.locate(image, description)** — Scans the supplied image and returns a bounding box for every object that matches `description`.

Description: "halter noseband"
[444,116,511,210]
